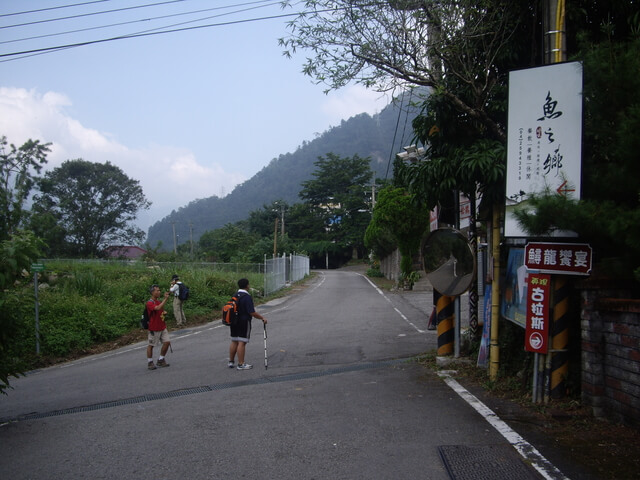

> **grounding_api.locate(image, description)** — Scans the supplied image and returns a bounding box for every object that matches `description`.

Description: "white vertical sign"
[505,62,583,237]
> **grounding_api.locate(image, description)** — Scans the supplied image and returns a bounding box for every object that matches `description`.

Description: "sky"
[0,0,391,233]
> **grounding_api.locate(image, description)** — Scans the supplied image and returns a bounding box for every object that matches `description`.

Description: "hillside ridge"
[146,93,424,249]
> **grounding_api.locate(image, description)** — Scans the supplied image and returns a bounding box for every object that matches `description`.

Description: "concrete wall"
[580,279,640,426]
[379,248,401,282]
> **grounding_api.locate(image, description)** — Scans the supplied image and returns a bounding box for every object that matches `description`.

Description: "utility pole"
[189,222,194,256]
[171,221,177,255]
[280,204,285,236]
[543,0,568,402]
[273,218,279,257]
[370,172,377,208]
[544,0,566,64]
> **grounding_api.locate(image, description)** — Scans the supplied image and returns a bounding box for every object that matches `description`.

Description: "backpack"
[221,293,244,327]
[178,283,190,301]
[140,303,150,329]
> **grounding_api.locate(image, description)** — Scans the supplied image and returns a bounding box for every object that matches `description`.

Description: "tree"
[0,136,50,239]
[286,202,327,243]
[299,153,373,259]
[280,0,536,142]
[198,223,257,262]
[246,200,289,238]
[365,186,430,277]
[32,160,150,257]
[0,230,44,394]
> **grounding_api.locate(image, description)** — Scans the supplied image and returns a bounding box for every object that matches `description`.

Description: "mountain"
[146,92,424,249]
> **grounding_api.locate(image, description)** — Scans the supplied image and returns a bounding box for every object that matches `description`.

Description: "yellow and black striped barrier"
[550,276,570,399]
[436,291,455,355]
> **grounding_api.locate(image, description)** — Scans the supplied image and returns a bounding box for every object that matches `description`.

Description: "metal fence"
[264,253,310,296]
[40,255,309,296]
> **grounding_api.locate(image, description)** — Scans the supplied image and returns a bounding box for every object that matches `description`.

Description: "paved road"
[0,269,567,479]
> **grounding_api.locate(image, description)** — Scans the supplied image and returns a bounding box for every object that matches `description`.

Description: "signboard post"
[30,263,45,355]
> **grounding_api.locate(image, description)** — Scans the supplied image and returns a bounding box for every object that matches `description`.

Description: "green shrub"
[6,261,268,364]
[366,267,384,278]
[73,271,103,296]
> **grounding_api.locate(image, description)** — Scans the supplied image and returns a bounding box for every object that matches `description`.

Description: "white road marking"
[438,371,569,480]
[358,273,426,333]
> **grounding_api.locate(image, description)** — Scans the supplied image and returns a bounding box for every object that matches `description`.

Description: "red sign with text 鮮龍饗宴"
[525,273,551,353]
[525,242,592,276]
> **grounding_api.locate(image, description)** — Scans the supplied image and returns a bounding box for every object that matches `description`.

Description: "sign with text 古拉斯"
[525,273,551,353]
[505,62,583,237]
[525,242,592,276]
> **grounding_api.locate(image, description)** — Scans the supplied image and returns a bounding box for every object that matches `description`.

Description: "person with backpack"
[146,284,172,370]
[169,274,187,328]
[228,278,267,370]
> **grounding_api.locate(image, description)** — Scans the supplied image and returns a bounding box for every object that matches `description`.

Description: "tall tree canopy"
[33,160,150,257]
[299,153,373,257]
[365,186,430,274]
[0,230,43,394]
[281,0,536,141]
[281,0,537,229]
[198,223,258,262]
[0,136,50,239]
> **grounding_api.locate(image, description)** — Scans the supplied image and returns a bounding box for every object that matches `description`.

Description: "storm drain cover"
[438,445,540,480]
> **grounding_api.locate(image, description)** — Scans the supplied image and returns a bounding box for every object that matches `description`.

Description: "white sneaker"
[236,363,253,370]
[228,361,234,368]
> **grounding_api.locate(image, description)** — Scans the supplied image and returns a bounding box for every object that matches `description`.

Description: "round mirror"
[422,228,475,296]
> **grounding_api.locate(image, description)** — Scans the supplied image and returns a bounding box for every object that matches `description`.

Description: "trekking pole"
[263,323,268,370]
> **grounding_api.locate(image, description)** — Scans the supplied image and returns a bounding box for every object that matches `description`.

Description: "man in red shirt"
[146,284,172,370]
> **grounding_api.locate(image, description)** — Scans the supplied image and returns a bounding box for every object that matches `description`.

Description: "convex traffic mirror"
[422,228,475,296]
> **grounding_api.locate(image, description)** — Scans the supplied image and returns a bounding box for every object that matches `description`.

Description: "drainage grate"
[438,445,541,480]
[3,359,408,423]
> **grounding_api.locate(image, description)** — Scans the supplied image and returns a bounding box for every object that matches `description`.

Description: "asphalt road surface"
[0,270,567,480]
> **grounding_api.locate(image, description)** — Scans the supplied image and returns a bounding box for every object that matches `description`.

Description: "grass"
[11,260,273,368]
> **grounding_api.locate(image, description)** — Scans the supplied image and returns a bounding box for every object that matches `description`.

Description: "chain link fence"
[264,253,310,296]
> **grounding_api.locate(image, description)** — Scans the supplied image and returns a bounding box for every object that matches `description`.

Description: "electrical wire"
[0,0,188,29]
[0,0,111,19]
[0,12,299,59]
[399,88,413,148]
[0,1,308,63]
[384,91,405,180]
[0,0,281,46]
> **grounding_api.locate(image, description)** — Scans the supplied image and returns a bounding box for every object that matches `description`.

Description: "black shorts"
[230,317,251,343]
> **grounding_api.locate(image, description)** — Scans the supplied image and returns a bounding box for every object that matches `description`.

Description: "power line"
[0,0,111,19]
[0,10,302,61]
[0,4,335,63]
[0,0,188,30]
[385,92,405,180]
[0,0,280,46]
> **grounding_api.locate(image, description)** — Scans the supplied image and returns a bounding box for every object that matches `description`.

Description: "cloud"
[0,87,244,233]
[321,85,390,123]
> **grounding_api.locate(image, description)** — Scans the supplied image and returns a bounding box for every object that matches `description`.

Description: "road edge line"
[438,371,569,480]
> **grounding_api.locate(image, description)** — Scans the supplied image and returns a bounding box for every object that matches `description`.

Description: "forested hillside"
[146,92,423,249]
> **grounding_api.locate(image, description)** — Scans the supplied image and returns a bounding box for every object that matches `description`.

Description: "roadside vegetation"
[5,261,263,375]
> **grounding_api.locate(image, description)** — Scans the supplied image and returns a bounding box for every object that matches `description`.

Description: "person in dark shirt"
[228,278,267,370]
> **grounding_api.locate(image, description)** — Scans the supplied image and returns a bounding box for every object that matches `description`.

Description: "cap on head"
[171,274,179,281]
